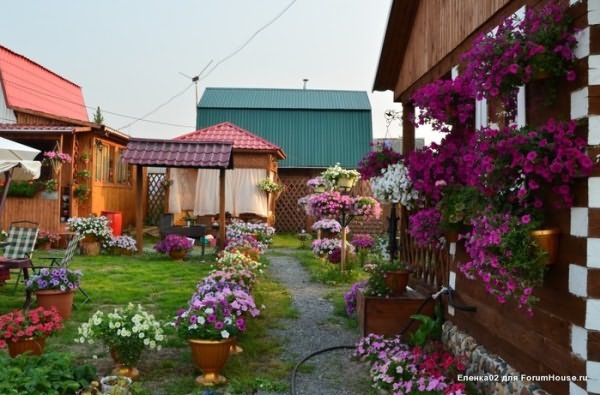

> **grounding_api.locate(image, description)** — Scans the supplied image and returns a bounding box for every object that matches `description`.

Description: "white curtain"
[170,168,268,217]
[168,168,198,213]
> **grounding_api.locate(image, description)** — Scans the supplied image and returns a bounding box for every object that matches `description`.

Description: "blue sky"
[1,1,436,142]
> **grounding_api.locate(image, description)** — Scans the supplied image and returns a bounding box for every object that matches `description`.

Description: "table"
[0,257,33,308]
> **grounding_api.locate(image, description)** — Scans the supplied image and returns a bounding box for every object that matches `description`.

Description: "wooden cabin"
[0,45,138,233]
[376,1,599,394]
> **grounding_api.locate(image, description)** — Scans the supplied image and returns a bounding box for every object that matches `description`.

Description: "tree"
[93,106,104,124]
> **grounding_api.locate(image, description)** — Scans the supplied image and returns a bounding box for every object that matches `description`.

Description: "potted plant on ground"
[67,215,112,256]
[26,268,82,320]
[36,230,61,251]
[173,280,259,386]
[77,303,165,379]
[154,234,194,260]
[0,306,63,357]
[99,376,132,395]
[105,235,137,255]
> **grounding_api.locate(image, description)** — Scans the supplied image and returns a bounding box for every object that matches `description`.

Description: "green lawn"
[0,247,296,394]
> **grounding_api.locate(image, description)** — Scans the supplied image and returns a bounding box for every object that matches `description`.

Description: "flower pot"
[314,186,326,193]
[383,270,409,296]
[82,240,100,256]
[320,229,338,239]
[169,249,187,261]
[41,191,58,200]
[337,177,354,188]
[35,289,75,320]
[531,228,560,266]
[444,231,459,243]
[100,376,132,395]
[110,349,140,379]
[8,336,46,357]
[83,234,97,243]
[37,241,51,251]
[229,338,243,355]
[188,338,234,386]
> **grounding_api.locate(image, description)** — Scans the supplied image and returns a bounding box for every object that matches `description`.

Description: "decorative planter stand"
[356,288,435,337]
[188,338,234,386]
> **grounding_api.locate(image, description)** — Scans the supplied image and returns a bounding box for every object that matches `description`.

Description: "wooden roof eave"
[233,148,286,160]
[372,0,420,96]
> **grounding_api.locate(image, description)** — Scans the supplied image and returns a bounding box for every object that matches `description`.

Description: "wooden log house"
[375,1,600,394]
[0,45,139,234]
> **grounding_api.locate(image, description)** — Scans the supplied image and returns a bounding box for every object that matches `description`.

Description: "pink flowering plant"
[352,197,382,219]
[411,76,476,133]
[357,141,402,180]
[307,192,354,218]
[206,268,256,291]
[174,279,259,341]
[462,209,545,314]
[477,119,593,209]
[408,208,443,247]
[154,234,194,254]
[354,334,467,395]
[461,3,577,118]
[43,151,72,164]
[311,238,341,257]
[311,219,342,234]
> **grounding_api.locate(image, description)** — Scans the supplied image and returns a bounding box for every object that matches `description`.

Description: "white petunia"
[220,330,230,339]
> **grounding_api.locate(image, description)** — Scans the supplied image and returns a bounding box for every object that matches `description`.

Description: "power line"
[198,0,297,82]
[0,76,195,128]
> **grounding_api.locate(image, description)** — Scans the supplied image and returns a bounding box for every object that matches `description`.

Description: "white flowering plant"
[67,215,112,242]
[321,163,361,188]
[226,220,275,245]
[105,235,138,253]
[370,162,420,208]
[76,304,165,367]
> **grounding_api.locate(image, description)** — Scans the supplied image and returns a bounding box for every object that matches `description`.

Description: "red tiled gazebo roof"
[175,122,286,159]
[122,138,233,168]
[0,45,89,122]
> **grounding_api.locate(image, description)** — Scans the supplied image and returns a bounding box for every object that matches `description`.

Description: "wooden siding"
[232,152,271,169]
[0,196,62,232]
[90,183,138,228]
[396,0,510,96]
[388,1,591,393]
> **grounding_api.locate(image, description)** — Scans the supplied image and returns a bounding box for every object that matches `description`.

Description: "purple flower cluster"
[26,268,82,292]
[461,3,577,118]
[408,208,443,247]
[307,192,354,218]
[225,234,266,254]
[154,234,194,254]
[343,280,367,316]
[461,211,545,314]
[353,334,467,395]
[478,119,593,208]
[352,197,382,219]
[357,142,402,180]
[43,151,72,163]
[411,76,476,132]
[351,234,374,250]
[311,219,342,233]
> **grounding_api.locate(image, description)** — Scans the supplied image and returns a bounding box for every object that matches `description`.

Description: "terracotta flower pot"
[169,249,187,261]
[37,241,51,251]
[188,338,234,386]
[82,240,100,256]
[383,270,409,296]
[110,348,140,379]
[35,289,75,320]
[531,228,560,266]
[8,336,46,357]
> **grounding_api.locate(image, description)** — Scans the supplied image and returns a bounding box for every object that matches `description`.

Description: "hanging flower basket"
[531,228,560,266]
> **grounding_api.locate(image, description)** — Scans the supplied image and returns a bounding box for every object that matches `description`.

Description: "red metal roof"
[0,46,88,122]
[122,138,233,168]
[175,122,286,159]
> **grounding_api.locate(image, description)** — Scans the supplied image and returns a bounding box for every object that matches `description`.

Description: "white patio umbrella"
[0,137,42,213]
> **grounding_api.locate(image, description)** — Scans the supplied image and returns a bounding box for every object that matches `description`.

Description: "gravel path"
[260,250,372,395]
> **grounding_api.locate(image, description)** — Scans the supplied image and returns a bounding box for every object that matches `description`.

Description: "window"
[94,139,130,185]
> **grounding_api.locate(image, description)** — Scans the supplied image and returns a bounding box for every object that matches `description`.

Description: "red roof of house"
[0,45,88,122]
[175,122,286,159]
[122,138,233,168]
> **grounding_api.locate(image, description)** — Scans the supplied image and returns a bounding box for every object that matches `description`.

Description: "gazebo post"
[218,168,226,250]
[135,165,144,255]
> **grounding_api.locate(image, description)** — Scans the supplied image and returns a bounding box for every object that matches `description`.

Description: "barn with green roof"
[197,87,374,231]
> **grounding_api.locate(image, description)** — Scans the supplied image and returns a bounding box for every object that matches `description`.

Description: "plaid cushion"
[4,225,38,259]
[61,234,83,266]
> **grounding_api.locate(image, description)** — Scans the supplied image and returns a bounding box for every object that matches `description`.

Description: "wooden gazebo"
[122,138,234,252]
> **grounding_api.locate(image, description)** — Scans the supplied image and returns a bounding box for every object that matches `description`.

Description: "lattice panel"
[146,173,166,226]
[275,175,310,232]
[399,232,451,292]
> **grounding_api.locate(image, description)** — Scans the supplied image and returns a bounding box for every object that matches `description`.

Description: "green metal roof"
[197,88,372,169]
[199,87,371,111]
